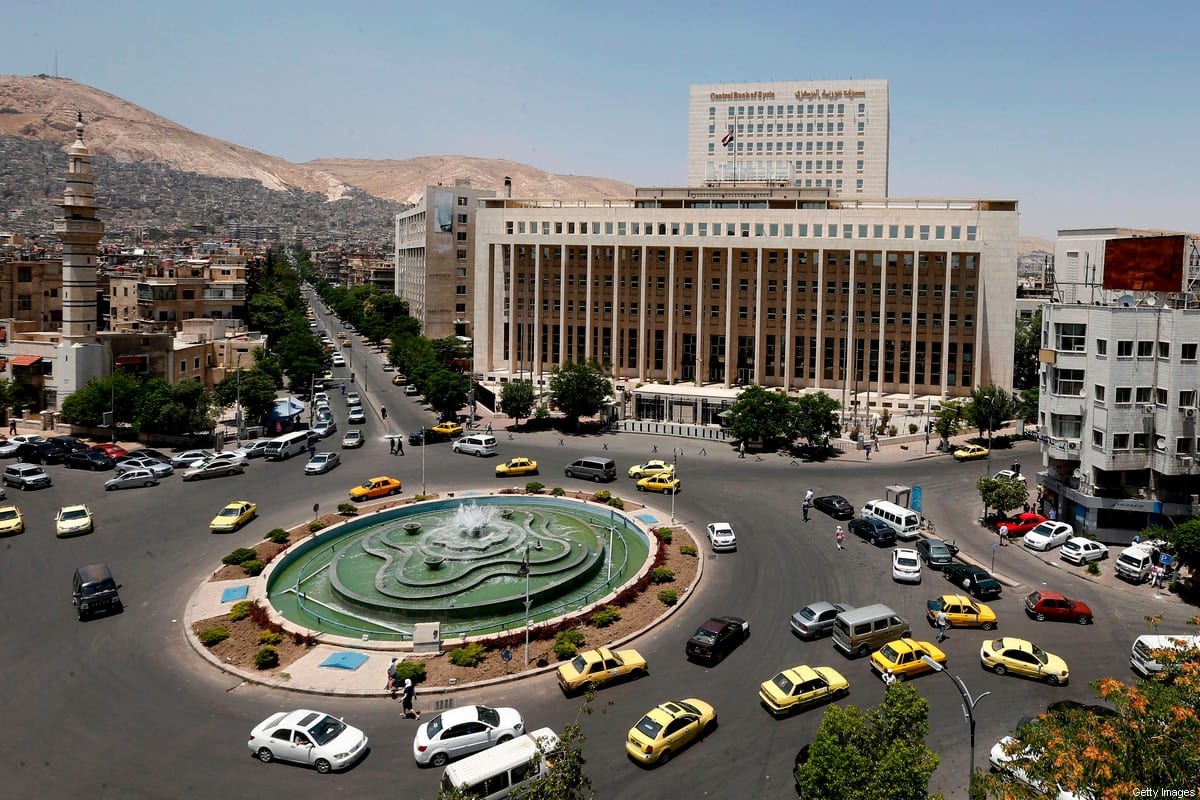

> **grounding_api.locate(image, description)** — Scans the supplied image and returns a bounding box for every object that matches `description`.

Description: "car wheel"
[1077,615,1090,625]
[453,446,460,453]
[637,485,645,492]
[857,644,871,658]
[1045,675,1061,687]
[498,734,513,744]
[981,622,995,631]
[593,475,602,483]
[564,470,574,478]
[256,747,274,763]
[835,688,849,699]
[476,450,484,457]
[144,481,153,488]
[314,758,332,774]
[665,488,674,495]
[1035,612,1046,622]
[657,749,671,765]
[390,488,399,496]
[106,484,116,491]
[703,719,717,735]
[992,663,1007,676]
[431,752,449,768]
[531,469,538,475]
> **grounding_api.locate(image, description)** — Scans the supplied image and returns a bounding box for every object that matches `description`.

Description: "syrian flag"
[721,127,735,147]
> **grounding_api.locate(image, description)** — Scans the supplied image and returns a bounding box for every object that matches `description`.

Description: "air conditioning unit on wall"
[1142,405,1156,414]
[1067,441,1079,450]
[1183,407,1197,418]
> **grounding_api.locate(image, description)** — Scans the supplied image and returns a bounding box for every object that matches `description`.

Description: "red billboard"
[1103,235,1184,292]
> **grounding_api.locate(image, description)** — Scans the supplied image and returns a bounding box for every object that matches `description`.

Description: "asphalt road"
[3,304,1195,800]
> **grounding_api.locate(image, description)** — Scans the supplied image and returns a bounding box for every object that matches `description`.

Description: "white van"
[1114,541,1163,583]
[860,499,921,541]
[264,430,310,461]
[440,727,558,800]
[1130,634,1200,676]
[453,434,498,457]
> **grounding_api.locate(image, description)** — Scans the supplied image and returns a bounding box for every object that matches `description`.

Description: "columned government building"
[471,186,1018,411]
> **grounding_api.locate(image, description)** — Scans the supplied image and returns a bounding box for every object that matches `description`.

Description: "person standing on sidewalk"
[835,525,845,550]
[802,502,810,523]
[739,441,746,458]
[998,524,1009,546]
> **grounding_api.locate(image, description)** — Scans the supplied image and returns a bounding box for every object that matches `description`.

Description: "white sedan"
[248,709,368,774]
[304,452,341,475]
[1060,537,1109,565]
[412,704,524,767]
[0,434,47,457]
[170,449,215,468]
[892,548,922,583]
[1023,521,1074,551]
[346,391,362,407]
[706,521,737,552]
[115,456,174,478]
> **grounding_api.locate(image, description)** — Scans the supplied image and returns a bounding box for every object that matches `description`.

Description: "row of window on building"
[1050,374,1200,403]
[708,103,866,117]
[1052,325,1199,361]
[505,221,980,241]
[710,122,866,137]
[509,272,978,295]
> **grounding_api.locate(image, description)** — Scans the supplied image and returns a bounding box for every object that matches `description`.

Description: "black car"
[848,517,896,546]
[408,427,449,446]
[915,538,956,570]
[813,495,854,520]
[15,441,69,465]
[49,435,89,453]
[942,563,1003,599]
[685,616,750,664]
[64,450,117,471]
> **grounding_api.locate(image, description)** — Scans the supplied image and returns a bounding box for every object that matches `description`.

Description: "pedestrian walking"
[7,418,15,435]
[1151,564,1163,588]
[401,677,420,719]
[396,437,404,456]
[1048,507,1057,521]
[389,438,396,456]
[864,443,872,460]
[1023,502,1031,514]
[485,422,493,434]
[307,442,316,458]
[381,407,388,420]
[882,670,896,686]
[739,442,746,459]
[385,658,398,694]
[802,502,810,523]
[935,611,950,643]
[340,382,346,395]
[998,524,1009,546]
[835,525,845,550]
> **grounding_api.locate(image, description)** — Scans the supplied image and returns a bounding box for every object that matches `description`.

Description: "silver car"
[790,601,856,640]
[181,459,245,481]
[115,456,174,478]
[304,452,340,475]
[170,449,214,468]
[104,469,159,490]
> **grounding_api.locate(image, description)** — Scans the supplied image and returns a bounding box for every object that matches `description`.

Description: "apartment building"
[395,181,496,340]
[688,80,889,195]
[471,187,1018,414]
[1037,231,1200,542]
[107,253,249,331]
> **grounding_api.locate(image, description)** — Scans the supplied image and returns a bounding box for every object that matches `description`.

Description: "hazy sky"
[4,0,1196,238]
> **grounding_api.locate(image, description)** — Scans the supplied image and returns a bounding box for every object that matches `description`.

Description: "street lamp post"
[921,655,990,792]
[421,430,426,495]
[670,450,679,524]
[518,547,531,665]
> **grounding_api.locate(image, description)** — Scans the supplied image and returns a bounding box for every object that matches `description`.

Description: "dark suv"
[72,563,123,620]
[849,518,896,546]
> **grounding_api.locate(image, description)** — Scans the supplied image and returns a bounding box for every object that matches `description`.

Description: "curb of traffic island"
[916,529,1021,589]
[182,498,707,698]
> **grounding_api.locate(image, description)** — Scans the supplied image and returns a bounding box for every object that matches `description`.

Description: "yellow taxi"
[431,421,464,437]
[209,500,258,533]
[627,459,675,479]
[869,638,947,681]
[337,332,348,340]
[926,595,998,630]
[392,374,407,386]
[341,339,352,348]
[757,664,848,716]
[637,473,681,494]
[349,476,402,501]
[980,637,1070,686]
[953,444,990,462]
[625,698,716,766]
[496,457,539,477]
[556,646,647,695]
[0,504,25,535]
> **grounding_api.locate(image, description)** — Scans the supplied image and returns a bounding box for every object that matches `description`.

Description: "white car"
[1023,521,1074,551]
[989,736,1091,800]
[55,504,95,536]
[706,521,737,552]
[412,704,524,767]
[347,408,366,425]
[0,434,47,457]
[892,548,922,583]
[233,439,272,459]
[115,456,173,477]
[170,449,215,468]
[331,355,347,367]
[346,391,362,407]
[305,452,340,475]
[248,709,368,774]
[104,469,159,490]
[993,469,1027,484]
[1060,537,1109,565]
[313,420,337,438]
[313,392,329,404]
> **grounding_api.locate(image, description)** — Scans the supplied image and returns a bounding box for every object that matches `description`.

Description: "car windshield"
[878,644,900,662]
[569,655,587,673]
[635,715,663,739]
[218,508,239,518]
[798,607,816,621]
[61,508,88,520]
[360,481,373,489]
[1031,644,1050,665]
[477,706,499,727]
[306,715,346,746]
[691,628,718,646]
[0,509,19,521]
[770,673,794,694]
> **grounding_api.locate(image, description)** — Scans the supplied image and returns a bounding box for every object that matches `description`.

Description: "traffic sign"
[911,486,923,512]
[501,649,513,662]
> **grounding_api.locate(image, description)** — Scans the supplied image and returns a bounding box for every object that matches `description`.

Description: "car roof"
[781,665,821,682]
[432,704,489,726]
[894,548,919,556]
[937,594,976,605]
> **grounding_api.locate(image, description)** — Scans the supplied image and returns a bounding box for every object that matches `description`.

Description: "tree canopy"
[977,475,1031,517]
[548,361,610,427]
[966,384,1017,437]
[1013,309,1041,390]
[726,385,793,448]
[500,380,536,425]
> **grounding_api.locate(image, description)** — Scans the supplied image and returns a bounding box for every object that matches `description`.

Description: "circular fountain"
[265,495,653,641]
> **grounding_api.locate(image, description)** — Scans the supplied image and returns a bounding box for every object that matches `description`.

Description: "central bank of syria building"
[470,186,1019,409]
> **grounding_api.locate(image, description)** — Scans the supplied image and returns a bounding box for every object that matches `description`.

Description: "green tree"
[59,372,142,428]
[790,391,841,452]
[246,293,292,346]
[1015,386,1040,423]
[211,369,278,429]
[934,400,966,450]
[1013,309,1041,390]
[274,329,326,392]
[977,476,1030,518]
[1163,518,1200,568]
[431,335,466,364]
[424,368,471,422]
[134,378,215,435]
[390,333,437,378]
[501,379,536,426]
[795,682,940,800]
[967,384,1017,439]
[726,385,794,449]
[548,360,610,427]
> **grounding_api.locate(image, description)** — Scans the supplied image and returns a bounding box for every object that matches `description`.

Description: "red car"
[995,512,1046,538]
[91,443,129,459]
[1024,590,1093,624]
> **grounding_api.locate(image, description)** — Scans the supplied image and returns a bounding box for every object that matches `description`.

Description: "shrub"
[592,490,612,503]
[552,627,586,659]
[413,494,430,501]
[393,660,426,683]
[228,600,253,622]
[222,547,257,566]
[265,528,289,544]
[909,423,919,434]
[679,544,698,557]
[198,626,230,647]
[308,521,325,532]
[258,630,284,645]
[590,605,621,628]
[658,589,678,606]
[550,486,565,496]
[650,566,676,584]
[607,496,624,509]
[655,527,673,544]
[448,642,487,667]
[525,481,545,494]
[253,645,280,669]
[888,425,898,436]
[535,404,551,420]
[290,631,318,647]
[337,502,358,514]
[241,559,265,576]
[1086,561,1101,575]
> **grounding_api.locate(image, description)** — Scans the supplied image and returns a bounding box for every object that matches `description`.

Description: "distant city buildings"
[687,80,889,195]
